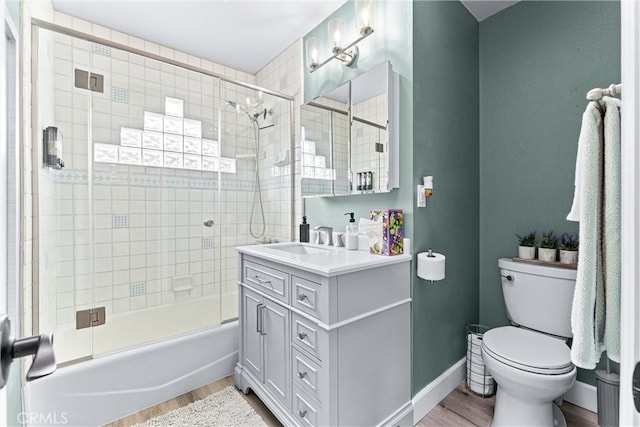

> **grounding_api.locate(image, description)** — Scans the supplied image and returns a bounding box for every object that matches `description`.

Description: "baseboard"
[412,358,466,425]
[564,380,598,413]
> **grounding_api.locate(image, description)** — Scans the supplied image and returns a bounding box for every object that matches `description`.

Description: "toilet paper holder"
[417,248,446,283]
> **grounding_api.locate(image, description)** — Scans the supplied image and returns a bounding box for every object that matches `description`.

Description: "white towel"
[602,96,621,363]
[569,101,603,369]
[568,97,621,369]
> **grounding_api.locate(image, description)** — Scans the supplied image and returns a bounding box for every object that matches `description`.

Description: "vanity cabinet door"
[263,298,290,408]
[242,288,264,381]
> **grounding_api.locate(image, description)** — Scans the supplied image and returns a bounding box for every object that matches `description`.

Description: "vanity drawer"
[292,347,325,402]
[291,275,326,320]
[292,312,327,362]
[293,385,322,427]
[242,260,289,303]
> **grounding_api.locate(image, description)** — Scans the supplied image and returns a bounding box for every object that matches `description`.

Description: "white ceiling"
[460,0,520,22]
[52,0,518,75]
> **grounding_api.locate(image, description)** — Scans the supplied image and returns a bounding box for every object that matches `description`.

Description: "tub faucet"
[313,226,333,246]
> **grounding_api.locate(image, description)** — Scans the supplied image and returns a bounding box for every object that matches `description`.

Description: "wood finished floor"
[417,384,598,427]
[106,377,598,427]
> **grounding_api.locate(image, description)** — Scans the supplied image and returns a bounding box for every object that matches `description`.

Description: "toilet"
[481,258,577,427]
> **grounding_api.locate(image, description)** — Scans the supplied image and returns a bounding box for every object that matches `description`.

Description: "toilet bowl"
[484,258,578,426]
[481,326,576,426]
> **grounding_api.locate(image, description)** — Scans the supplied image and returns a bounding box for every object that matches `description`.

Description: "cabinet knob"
[298,409,307,418]
[298,332,307,340]
[298,371,307,379]
[298,293,308,301]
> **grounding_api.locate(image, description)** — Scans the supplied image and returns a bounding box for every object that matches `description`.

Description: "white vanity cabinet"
[241,287,290,408]
[234,244,413,427]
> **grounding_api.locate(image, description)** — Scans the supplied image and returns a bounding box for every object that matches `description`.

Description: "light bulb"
[355,0,374,35]
[305,37,321,69]
[328,18,346,53]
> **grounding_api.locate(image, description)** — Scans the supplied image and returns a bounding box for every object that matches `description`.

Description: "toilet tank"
[498,258,577,338]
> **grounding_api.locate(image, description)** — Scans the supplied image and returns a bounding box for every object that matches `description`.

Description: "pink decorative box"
[369,209,404,255]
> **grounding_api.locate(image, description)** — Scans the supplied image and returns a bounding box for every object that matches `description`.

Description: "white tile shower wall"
[255,39,300,241]
[27,8,291,341]
[300,97,350,194]
[352,93,387,191]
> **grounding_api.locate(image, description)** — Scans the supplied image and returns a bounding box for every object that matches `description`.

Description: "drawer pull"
[298,332,307,340]
[298,293,308,301]
[253,276,273,288]
[298,409,307,418]
[298,371,308,379]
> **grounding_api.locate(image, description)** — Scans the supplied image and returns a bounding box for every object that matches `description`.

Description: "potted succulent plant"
[515,230,536,259]
[538,230,558,262]
[558,233,579,264]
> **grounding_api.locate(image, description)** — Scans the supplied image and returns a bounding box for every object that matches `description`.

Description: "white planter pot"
[538,247,557,262]
[518,246,536,259]
[559,249,578,264]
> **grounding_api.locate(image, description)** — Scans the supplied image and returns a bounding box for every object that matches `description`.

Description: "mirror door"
[301,61,398,197]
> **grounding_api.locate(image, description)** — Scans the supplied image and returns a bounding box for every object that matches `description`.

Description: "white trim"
[412,358,465,425]
[410,359,598,425]
[619,0,640,425]
[564,380,598,413]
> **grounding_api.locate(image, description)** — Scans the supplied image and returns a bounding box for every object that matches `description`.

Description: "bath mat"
[134,386,267,427]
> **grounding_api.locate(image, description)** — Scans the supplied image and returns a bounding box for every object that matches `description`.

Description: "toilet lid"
[481,326,574,375]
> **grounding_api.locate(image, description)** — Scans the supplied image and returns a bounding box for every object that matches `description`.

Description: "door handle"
[0,315,56,389]
[255,304,266,335]
[633,362,640,412]
[259,305,267,336]
[256,304,262,334]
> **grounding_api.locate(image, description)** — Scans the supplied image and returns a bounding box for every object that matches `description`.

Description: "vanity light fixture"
[306,0,375,73]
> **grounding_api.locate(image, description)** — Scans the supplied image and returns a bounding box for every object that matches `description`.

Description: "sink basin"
[268,244,330,255]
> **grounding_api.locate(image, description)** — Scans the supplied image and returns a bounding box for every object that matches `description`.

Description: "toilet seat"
[482,326,573,375]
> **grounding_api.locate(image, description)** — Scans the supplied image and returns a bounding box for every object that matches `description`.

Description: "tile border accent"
[40,166,292,192]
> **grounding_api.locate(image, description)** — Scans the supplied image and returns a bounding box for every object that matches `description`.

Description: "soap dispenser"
[300,216,310,243]
[344,212,358,250]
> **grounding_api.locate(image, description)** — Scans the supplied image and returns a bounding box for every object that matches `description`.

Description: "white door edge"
[619,0,640,424]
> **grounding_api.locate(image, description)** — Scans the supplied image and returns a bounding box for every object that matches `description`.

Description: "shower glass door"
[87,43,223,357]
[217,81,293,316]
[36,28,224,363]
[35,28,94,363]
[35,26,293,365]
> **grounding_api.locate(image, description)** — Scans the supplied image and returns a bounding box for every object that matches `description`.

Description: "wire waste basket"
[466,324,495,397]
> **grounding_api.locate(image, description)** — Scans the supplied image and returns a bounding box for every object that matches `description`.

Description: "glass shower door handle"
[0,314,56,389]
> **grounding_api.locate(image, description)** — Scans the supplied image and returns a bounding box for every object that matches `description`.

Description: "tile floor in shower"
[107,376,598,427]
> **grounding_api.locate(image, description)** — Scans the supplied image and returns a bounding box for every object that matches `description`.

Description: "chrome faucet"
[313,226,333,246]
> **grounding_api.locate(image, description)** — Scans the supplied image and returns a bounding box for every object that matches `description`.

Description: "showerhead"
[226,99,262,123]
[225,100,251,118]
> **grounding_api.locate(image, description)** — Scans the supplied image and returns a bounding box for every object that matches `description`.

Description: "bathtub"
[23,319,239,426]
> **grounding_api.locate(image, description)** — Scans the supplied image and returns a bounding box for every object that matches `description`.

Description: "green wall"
[304,0,620,395]
[412,1,479,394]
[479,1,620,384]
[304,0,479,396]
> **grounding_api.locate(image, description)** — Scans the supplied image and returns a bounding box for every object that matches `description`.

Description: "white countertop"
[237,242,412,276]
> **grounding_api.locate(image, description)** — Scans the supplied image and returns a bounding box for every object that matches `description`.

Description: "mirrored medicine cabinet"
[300,61,399,197]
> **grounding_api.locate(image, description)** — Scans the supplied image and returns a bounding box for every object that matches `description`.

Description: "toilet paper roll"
[417,252,445,281]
